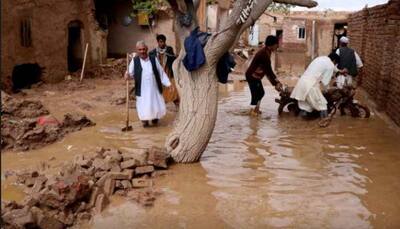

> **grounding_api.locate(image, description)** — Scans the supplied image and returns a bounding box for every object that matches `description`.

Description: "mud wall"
[347,0,400,125]
[106,0,175,57]
[1,0,107,86]
[277,19,334,76]
[256,12,349,76]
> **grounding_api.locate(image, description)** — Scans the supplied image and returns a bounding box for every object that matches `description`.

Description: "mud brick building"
[1,0,175,91]
[347,0,400,125]
[250,11,350,76]
[1,0,108,86]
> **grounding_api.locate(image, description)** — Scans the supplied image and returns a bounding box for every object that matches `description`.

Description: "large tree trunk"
[166,56,219,162]
[165,0,317,163]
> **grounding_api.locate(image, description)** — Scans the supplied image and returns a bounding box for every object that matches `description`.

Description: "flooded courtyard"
[2,78,400,228]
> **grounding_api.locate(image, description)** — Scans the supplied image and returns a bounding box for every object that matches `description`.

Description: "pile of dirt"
[1,91,49,118]
[1,91,95,151]
[54,79,96,92]
[1,147,169,228]
[86,58,126,80]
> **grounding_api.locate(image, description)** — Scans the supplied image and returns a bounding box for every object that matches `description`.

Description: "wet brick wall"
[347,0,400,125]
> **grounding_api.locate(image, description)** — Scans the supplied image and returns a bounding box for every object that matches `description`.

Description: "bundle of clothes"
[183,27,236,84]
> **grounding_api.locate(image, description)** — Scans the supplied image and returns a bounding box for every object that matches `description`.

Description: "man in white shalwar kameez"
[125,41,171,127]
[290,53,343,118]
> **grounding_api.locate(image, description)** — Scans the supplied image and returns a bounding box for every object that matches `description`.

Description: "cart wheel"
[349,104,360,117]
[287,103,299,116]
[354,104,370,118]
[339,104,348,116]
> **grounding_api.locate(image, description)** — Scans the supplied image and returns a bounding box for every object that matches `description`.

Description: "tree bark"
[166,55,219,162]
[165,0,317,163]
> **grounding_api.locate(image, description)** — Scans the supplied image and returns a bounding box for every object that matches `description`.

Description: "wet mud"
[1,91,95,151]
[2,76,400,228]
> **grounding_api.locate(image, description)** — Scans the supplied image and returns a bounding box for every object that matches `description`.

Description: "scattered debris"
[75,101,94,111]
[1,147,170,228]
[1,91,49,118]
[88,58,126,80]
[1,91,95,151]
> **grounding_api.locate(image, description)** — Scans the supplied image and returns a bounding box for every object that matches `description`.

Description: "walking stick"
[122,53,133,132]
[80,43,89,82]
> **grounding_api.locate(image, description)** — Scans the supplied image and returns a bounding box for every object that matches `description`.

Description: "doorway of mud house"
[68,21,83,72]
[333,23,348,50]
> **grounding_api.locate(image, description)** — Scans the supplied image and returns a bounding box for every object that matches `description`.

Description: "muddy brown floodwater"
[2,77,400,228]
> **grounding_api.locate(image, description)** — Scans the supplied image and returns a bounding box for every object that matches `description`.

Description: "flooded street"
[2,78,400,228]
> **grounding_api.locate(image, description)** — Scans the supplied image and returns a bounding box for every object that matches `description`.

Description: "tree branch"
[204,0,254,63]
[273,0,318,8]
[225,0,274,53]
[193,0,200,11]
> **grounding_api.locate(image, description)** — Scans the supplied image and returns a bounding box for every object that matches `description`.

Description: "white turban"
[340,36,349,44]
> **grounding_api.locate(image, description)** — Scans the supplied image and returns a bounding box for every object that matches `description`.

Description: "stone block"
[89,187,101,208]
[95,194,109,213]
[38,216,65,229]
[96,173,109,186]
[95,171,107,179]
[93,157,114,171]
[22,195,39,208]
[147,147,168,168]
[103,178,115,196]
[121,180,132,189]
[95,147,106,158]
[122,169,134,180]
[111,164,122,172]
[120,148,148,166]
[74,154,92,168]
[55,210,74,226]
[108,171,131,180]
[2,208,35,228]
[135,166,154,175]
[31,175,47,193]
[131,178,153,188]
[104,149,122,162]
[120,159,138,169]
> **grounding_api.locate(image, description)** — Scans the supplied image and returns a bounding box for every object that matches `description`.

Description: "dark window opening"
[298,27,305,39]
[20,18,32,47]
[12,63,43,92]
[94,0,119,30]
[68,21,83,72]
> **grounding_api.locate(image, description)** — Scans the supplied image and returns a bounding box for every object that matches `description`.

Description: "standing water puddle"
[2,80,400,228]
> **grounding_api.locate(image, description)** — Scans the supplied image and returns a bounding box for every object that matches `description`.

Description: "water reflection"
[2,80,400,228]
[202,82,398,228]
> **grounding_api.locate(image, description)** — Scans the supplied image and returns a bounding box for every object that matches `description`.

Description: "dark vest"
[133,56,163,96]
[338,47,358,76]
[149,46,176,77]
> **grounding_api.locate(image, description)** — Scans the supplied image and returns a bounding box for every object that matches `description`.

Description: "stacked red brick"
[347,0,400,125]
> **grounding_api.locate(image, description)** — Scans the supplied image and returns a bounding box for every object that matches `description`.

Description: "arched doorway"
[68,20,84,72]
